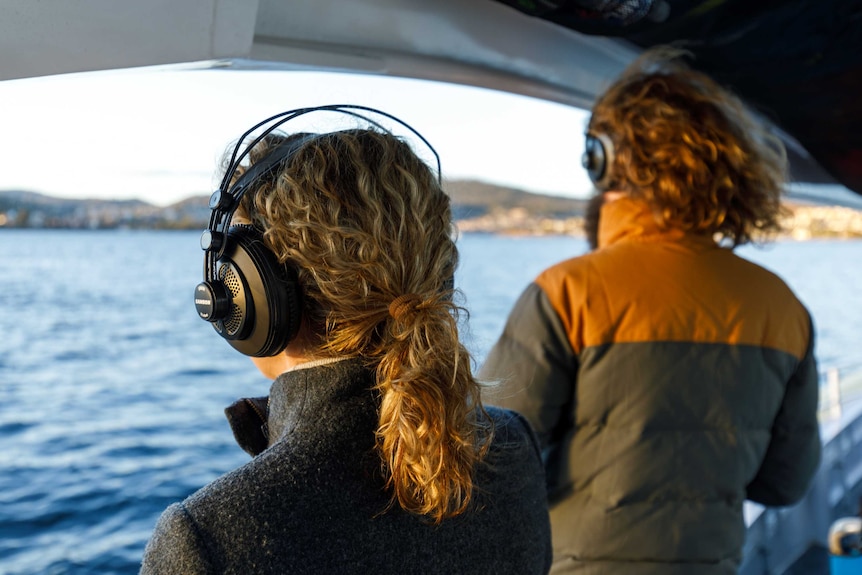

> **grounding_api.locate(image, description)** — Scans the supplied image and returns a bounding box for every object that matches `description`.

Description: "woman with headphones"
[141,110,551,574]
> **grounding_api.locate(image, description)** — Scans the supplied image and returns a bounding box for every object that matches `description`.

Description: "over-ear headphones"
[582,131,615,190]
[194,105,441,357]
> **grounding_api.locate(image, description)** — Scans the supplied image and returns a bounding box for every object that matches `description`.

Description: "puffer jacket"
[480,197,821,574]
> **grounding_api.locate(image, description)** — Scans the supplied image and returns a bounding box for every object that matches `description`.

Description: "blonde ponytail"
[233,128,492,523]
[375,292,490,523]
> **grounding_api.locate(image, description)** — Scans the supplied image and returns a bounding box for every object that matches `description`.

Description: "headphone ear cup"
[582,132,615,190]
[213,225,302,357]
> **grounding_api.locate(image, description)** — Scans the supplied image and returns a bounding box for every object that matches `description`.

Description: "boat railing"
[820,366,862,422]
[741,367,862,574]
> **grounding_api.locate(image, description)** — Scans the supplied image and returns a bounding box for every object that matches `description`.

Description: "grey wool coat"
[140,358,552,574]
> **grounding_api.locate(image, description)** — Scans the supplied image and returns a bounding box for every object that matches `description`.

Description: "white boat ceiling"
[4,0,861,203]
[2,0,635,109]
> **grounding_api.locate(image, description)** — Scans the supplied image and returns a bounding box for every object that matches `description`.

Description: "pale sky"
[0,65,594,207]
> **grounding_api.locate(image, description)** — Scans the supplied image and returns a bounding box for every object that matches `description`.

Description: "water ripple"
[2,231,861,574]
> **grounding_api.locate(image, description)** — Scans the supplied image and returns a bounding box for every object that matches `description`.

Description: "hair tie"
[389,294,424,323]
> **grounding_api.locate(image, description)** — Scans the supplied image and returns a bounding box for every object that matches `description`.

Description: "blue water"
[1,230,861,574]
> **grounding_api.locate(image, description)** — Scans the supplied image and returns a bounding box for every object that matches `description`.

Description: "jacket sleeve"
[746,316,822,506]
[478,282,578,451]
[140,503,213,575]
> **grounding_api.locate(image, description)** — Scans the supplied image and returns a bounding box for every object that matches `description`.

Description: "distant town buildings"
[0,192,209,230]
[455,203,862,240]
[2,188,862,240]
[780,205,862,240]
[456,206,585,236]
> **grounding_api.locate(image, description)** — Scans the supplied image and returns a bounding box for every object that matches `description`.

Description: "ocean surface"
[1,230,861,574]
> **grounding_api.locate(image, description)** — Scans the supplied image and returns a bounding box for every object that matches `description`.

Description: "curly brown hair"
[231,129,491,523]
[589,47,789,246]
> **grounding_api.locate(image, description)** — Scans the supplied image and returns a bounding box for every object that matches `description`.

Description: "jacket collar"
[225,357,373,456]
[597,196,716,249]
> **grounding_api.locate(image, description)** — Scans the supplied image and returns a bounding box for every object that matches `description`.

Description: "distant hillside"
[2,184,861,238]
[0,190,163,228]
[0,190,151,210]
[446,180,586,219]
[0,181,586,230]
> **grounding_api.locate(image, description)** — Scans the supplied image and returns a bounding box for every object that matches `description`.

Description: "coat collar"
[224,357,374,456]
[597,196,716,249]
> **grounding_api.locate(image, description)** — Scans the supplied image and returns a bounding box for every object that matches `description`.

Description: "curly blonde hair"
[590,47,789,246]
[231,129,490,523]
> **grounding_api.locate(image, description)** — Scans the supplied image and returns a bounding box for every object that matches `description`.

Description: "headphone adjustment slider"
[200,229,225,252]
[209,189,234,210]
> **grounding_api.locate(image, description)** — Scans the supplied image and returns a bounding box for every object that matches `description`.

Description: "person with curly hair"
[480,48,821,574]
[141,123,551,574]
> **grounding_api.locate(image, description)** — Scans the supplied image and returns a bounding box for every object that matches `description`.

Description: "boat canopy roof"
[4,0,860,199]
